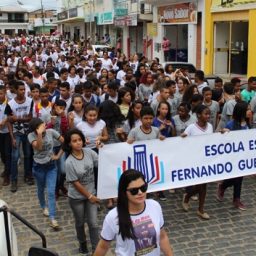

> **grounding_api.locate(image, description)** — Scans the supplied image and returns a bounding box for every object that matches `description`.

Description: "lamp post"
[40,0,45,35]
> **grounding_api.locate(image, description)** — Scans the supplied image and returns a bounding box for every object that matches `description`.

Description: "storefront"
[56,7,85,41]
[205,0,256,77]
[151,0,204,67]
[96,11,114,44]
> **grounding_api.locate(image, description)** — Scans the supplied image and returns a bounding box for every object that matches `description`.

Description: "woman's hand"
[69,112,75,121]
[116,127,124,134]
[220,128,230,134]
[89,194,101,204]
[51,154,59,161]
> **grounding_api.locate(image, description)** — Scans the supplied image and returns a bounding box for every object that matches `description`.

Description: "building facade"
[145,0,205,69]
[28,9,57,35]
[204,0,256,78]
[56,0,153,59]
[56,0,86,41]
[0,5,29,36]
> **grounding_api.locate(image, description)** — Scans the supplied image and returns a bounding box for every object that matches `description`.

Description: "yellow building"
[204,0,256,78]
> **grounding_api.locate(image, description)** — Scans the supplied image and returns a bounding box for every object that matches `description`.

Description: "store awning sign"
[147,23,158,37]
[57,11,68,20]
[114,8,128,16]
[158,2,197,24]
[114,14,137,26]
[211,0,256,12]
[97,12,114,25]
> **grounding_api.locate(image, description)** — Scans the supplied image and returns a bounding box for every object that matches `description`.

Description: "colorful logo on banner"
[117,145,165,184]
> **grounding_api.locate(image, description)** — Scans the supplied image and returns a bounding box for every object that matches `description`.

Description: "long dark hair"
[182,84,198,103]
[62,128,86,155]
[127,100,143,129]
[232,101,250,130]
[156,101,172,120]
[117,169,146,240]
[98,100,125,129]
[68,93,85,112]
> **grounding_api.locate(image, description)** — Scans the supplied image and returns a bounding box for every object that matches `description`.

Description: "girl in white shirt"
[101,52,113,71]
[93,169,173,256]
[77,105,109,190]
[68,94,85,129]
[67,65,80,91]
[181,105,213,220]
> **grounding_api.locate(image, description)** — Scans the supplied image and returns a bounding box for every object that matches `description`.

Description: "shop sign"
[147,23,158,37]
[69,8,78,18]
[114,8,128,16]
[211,0,256,12]
[114,14,137,26]
[158,2,197,24]
[97,12,114,25]
[57,11,68,20]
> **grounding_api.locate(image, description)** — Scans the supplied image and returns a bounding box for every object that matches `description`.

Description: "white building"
[113,0,153,59]
[56,0,154,59]
[0,5,29,36]
[56,0,86,41]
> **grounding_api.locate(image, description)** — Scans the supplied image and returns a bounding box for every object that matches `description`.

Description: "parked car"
[91,45,112,58]
[162,62,218,89]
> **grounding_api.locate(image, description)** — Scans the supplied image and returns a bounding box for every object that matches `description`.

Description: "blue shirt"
[225,120,249,131]
[152,117,175,137]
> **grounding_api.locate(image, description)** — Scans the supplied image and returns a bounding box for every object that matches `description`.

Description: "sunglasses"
[127,183,148,195]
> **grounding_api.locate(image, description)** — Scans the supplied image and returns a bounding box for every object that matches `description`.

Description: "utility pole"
[40,0,45,35]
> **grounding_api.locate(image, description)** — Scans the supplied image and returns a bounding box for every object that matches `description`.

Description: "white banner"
[98,130,256,199]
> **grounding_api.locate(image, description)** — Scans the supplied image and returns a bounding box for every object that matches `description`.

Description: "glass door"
[165,25,188,62]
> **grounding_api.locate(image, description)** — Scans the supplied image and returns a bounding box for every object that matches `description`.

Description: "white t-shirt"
[101,199,164,256]
[33,76,44,87]
[116,70,126,81]
[77,119,106,148]
[184,122,213,136]
[101,58,113,70]
[67,75,80,91]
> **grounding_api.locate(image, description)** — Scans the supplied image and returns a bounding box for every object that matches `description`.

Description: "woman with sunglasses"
[93,169,173,256]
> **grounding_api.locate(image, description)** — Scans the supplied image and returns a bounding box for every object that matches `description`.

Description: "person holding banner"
[217,101,251,210]
[93,169,173,256]
[181,105,213,220]
[63,128,101,254]
[127,106,166,200]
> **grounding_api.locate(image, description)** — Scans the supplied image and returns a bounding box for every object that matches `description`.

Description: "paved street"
[1,170,256,256]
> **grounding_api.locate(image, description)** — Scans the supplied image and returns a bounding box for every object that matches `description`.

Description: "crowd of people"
[0,34,255,255]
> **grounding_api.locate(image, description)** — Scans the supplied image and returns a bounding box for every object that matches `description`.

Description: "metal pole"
[41,0,45,35]
[1,206,12,256]
[89,0,92,38]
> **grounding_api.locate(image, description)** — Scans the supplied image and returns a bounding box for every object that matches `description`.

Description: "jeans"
[53,146,66,192]
[185,184,207,212]
[33,160,57,220]
[164,50,170,61]
[69,197,99,249]
[11,133,32,181]
[0,133,12,177]
[221,177,243,199]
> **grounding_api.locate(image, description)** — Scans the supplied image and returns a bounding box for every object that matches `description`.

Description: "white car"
[91,45,112,58]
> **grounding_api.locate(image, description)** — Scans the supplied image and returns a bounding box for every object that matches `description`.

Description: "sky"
[0,0,58,11]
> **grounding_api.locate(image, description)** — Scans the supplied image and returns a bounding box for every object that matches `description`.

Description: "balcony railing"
[0,19,29,23]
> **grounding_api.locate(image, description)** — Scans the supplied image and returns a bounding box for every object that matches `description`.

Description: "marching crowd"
[0,34,255,255]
